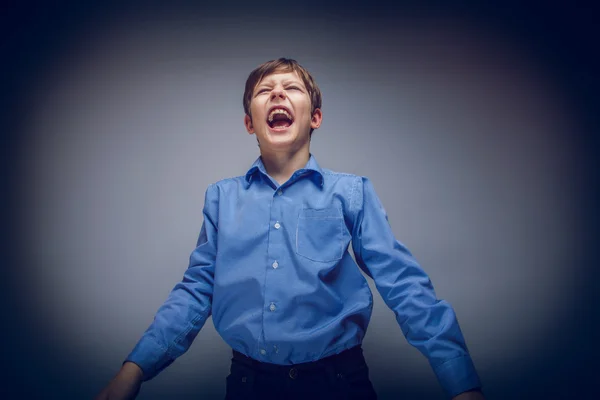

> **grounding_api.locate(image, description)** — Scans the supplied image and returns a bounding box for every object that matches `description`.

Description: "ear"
[244,114,254,134]
[310,108,322,130]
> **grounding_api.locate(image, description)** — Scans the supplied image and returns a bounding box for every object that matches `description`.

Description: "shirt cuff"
[432,354,482,398]
[124,335,173,381]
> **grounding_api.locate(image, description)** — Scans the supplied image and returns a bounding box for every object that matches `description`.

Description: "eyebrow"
[255,79,303,89]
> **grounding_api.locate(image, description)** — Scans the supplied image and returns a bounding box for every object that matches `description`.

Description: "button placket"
[264,183,285,364]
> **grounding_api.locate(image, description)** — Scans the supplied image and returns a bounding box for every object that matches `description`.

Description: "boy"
[96,58,484,400]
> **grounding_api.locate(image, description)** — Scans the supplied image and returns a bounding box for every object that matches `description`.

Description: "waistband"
[232,345,364,373]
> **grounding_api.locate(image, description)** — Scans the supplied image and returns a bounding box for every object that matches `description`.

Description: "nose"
[271,87,286,100]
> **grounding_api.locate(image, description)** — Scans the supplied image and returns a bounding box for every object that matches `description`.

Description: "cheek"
[297,111,312,124]
[250,107,264,123]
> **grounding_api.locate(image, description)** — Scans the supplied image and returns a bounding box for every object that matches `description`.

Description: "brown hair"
[243,58,322,136]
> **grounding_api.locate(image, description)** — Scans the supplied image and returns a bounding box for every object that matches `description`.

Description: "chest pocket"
[296,207,344,262]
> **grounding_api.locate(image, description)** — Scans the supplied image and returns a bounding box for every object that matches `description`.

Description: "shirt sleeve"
[124,183,219,381]
[350,177,482,398]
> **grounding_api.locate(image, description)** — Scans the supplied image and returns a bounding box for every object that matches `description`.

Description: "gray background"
[3,2,598,399]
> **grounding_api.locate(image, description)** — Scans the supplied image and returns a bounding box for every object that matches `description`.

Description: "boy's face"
[244,71,322,152]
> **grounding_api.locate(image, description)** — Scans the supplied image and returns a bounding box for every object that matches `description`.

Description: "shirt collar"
[245,153,325,188]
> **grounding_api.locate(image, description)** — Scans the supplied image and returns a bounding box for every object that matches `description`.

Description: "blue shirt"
[126,154,482,398]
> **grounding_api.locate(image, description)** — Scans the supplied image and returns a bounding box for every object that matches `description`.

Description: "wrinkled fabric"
[125,154,481,398]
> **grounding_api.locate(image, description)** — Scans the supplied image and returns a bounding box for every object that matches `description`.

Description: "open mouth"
[267,106,294,130]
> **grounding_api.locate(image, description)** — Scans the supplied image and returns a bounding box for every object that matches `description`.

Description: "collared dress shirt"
[125,154,482,398]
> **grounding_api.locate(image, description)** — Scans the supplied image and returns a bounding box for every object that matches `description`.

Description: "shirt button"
[274,222,281,229]
[272,261,279,269]
[260,349,266,355]
[277,190,283,196]
[269,303,276,312]
[289,368,298,380]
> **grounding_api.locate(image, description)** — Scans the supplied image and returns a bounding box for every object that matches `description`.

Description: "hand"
[452,389,486,400]
[95,362,143,400]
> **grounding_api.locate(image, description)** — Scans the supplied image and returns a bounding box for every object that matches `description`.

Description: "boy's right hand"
[95,362,143,400]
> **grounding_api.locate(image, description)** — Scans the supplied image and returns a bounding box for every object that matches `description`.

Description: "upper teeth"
[268,108,292,122]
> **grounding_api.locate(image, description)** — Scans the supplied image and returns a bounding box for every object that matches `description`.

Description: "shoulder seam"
[211,175,245,186]
[350,176,363,211]
[322,170,360,178]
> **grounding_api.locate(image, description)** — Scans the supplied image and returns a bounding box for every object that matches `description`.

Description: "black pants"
[225,345,378,400]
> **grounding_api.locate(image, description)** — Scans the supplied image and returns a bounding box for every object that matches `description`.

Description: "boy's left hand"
[452,390,486,400]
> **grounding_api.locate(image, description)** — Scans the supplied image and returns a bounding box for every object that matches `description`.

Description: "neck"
[260,147,310,186]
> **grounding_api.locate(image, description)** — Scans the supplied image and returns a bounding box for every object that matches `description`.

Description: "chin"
[263,134,307,150]
[265,137,297,150]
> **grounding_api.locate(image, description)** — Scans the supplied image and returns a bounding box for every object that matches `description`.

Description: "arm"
[94,362,143,400]
[125,183,219,380]
[350,177,482,399]
[96,184,220,399]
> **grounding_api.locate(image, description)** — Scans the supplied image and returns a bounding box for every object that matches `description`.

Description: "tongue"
[272,120,291,129]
